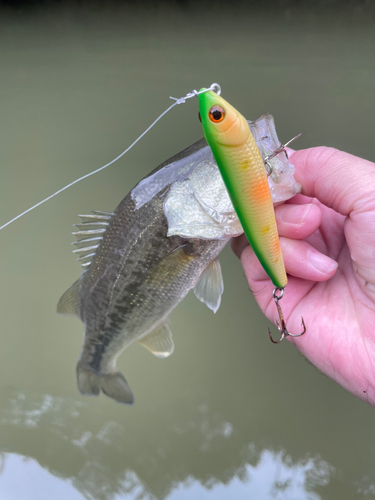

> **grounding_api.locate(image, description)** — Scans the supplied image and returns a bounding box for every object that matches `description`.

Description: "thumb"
[291,147,375,215]
[291,147,375,293]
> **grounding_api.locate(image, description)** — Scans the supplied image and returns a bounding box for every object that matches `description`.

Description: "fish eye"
[209,106,225,123]
[198,112,202,123]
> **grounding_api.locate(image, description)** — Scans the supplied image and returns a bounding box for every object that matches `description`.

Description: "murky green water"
[0,2,375,499]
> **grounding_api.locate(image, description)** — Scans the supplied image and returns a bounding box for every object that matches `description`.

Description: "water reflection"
[0,388,335,500]
[0,448,334,500]
[170,450,333,500]
[0,454,84,500]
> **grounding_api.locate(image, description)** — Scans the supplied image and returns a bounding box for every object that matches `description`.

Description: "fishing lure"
[198,90,306,343]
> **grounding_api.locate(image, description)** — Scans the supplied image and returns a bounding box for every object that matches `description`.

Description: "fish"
[58,115,301,404]
[199,91,287,288]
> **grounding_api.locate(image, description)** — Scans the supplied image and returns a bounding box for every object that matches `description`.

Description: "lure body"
[198,91,287,289]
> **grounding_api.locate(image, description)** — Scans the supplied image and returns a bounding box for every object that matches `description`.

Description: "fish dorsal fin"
[71,210,113,267]
[138,322,174,358]
[57,278,81,316]
[194,258,223,314]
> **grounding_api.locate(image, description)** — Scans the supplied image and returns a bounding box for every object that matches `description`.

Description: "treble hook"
[264,133,302,177]
[268,287,306,344]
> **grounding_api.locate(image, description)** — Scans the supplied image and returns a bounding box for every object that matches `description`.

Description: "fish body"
[58,113,300,404]
[198,91,287,289]
[58,140,227,404]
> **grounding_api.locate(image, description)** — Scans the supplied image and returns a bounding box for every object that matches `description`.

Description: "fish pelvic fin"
[76,362,134,405]
[57,278,81,316]
[193,257,224,313]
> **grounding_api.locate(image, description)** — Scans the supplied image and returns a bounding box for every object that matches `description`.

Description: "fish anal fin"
[57,279,81,316]
[138,322,174,358]
[194,258,224,314]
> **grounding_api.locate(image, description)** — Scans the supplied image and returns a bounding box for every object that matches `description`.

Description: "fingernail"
[308,250,337,274]
[281,204,312,224]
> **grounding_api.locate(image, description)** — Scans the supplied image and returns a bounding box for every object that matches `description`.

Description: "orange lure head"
[198,90,250,148]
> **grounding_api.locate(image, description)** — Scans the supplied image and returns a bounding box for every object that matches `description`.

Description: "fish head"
[198,90,250,148]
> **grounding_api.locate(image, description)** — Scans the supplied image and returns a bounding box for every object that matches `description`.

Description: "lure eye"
[209,106,225,123]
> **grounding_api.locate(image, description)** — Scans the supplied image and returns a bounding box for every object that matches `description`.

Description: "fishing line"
[0,83,221,231]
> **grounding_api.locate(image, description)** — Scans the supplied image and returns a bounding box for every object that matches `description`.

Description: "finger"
[231,202,322,259]
[292,147,375,292]
[291,147,375,216]
[274,203,321,240]
[285,194,316,205]
[285,146,295,157]
[231,234,248,258]
[283,195,345,255]
[285,194,346,257]
[241,236,337,284]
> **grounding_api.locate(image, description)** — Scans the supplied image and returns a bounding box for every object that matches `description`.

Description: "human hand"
[231,147,375,406]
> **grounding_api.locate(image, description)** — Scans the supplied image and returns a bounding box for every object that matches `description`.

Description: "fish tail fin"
[76,362,100,396]
[76,362,134,405]
[99,371,134,405]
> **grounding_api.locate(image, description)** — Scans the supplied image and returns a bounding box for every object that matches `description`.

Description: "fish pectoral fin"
[138,322,175,358]
[194,257,224,314]
[57,278,80,316]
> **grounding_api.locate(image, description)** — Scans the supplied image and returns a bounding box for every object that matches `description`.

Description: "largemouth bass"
[58,115,301,404]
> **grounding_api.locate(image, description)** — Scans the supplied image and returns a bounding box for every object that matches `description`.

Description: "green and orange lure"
[198,89,306,343]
